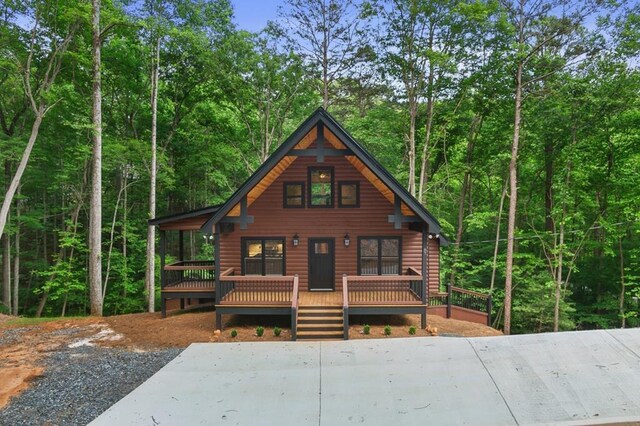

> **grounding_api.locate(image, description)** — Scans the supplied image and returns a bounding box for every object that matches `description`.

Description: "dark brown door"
[308,238,334,291]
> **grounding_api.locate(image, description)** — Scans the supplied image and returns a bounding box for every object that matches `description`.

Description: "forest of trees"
[0,0,638,334]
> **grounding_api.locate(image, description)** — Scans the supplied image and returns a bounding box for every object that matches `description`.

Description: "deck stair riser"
[296,306,345,340]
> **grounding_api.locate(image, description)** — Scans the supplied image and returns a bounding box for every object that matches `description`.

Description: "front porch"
[214,266,427,340]
[158,257,493,340]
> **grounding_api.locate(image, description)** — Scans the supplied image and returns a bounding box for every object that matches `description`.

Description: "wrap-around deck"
[160,261,492,340]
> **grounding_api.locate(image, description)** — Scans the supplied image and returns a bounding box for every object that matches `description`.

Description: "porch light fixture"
[293,233,300,246]
[344,233,350,247]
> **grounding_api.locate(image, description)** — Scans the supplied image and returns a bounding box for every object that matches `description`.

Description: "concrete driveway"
[91,328,640,425]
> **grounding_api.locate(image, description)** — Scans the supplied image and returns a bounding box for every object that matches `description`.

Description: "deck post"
[447,283,452,319]
[214,223,222,329]
[160,230,167,318]
[178,230,184,261]
[342,274,349,340]
[487,294,493,327]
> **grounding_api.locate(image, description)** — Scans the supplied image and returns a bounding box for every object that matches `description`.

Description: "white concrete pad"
[320,338,515,425]
[469,330,640,425]
[91,342,321,425]
[91,329,640,426]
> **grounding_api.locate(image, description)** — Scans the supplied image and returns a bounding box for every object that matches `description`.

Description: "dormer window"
[308,167,334,207]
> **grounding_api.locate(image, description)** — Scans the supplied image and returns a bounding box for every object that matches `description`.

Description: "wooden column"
[160,230,167,318]
[214,223,221,329]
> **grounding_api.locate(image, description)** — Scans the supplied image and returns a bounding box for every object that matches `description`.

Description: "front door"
[308,238,334,291]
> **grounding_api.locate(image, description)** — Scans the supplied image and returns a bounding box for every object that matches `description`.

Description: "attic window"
[308,167,334,207]
[284,182,305,208]
[338,181,359,207]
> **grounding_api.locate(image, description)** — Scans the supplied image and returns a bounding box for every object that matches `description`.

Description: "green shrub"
[408,326,416,335]
[363,324,370,335]
[0,303,10,315]
[384,325,392,336]
[230,329,238,338]
[274,327,282,337]
[256,326,264,337]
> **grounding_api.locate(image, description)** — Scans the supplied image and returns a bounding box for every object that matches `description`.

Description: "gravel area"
[0,345,182,426]
[0,327,38,346]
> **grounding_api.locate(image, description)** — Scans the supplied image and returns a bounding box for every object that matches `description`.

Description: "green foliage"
[408,326,417,335]
[273,327,282,337]
[256,326,264,337]
[384,325,391,336]
[0,303,10,315]
[363,324,370,335]
[230,329,238,338]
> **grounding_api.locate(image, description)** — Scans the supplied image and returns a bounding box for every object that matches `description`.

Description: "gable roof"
[201,108,448,243]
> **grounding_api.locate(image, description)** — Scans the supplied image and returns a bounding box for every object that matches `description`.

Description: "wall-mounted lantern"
[293,233,300,247]
[344,233,350,247]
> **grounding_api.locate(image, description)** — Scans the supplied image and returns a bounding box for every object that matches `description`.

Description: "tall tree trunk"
[503,59,523,335]
[490,180,509,294]
[553,219,564,332]
[103,173,129,300]
[2,231,10,310]
[145,36,160,313]
[2,161,10,309]
[322,24,329,109]
[418,62,435,204]
[89,0,103,316]
[544,138,554,232]
[407,101,417,196]
[12,187,20,315]
[0,108,44,240]
[449,114,482,286]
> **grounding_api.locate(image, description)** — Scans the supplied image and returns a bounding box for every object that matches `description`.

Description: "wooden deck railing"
[218,268,297,304]
[162,260,215,289]
[291,275,299,340]
[429,284,493,326]
[345,268,424,304]
[343,274,349,339]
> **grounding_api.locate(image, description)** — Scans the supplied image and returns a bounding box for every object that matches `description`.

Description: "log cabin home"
[149,108,492,340]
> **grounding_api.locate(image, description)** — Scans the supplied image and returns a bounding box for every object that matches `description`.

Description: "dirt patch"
[0,365,44,408]
[348,313,503,338]
[0,318,101,409]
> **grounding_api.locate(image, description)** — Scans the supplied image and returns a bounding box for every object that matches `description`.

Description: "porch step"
[296,305,345,341]
[299,308,342,316]
[298,316,343,324]
[297,330,344,339]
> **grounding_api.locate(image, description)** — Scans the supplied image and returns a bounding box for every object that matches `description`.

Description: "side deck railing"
[344,267,424,305]
[162,260,215,289]
[429,284,493,326]
[218,268,297,305]
[343,274,349,339]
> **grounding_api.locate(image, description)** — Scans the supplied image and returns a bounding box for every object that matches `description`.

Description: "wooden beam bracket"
[387,195,420,229]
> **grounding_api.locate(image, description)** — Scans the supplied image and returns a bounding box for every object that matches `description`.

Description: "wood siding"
[428,237,440,294]
[219,155,434,291]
